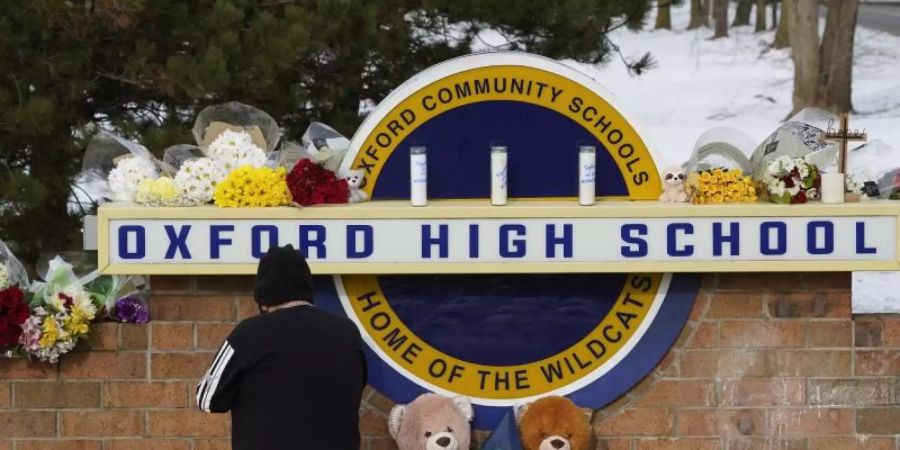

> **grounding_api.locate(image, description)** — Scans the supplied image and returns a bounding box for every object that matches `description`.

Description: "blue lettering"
[856,221,877,254]
[760,221,787,255]
[118,225,146,260]
[210,225,234,259]
[807,221,834,255]
[347,225,373,259]
[469,224,479,258]
[545,224,573,258]
[620,224,648,258]
[667,223,694,257]
[164,225,191,259]
[500,224,526,258]
[422,224,449,259]
[713,222,740,256]
[299,225,327,259]
[251,225,279,258]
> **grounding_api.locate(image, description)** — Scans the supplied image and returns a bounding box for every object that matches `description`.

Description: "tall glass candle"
[491,145,508,206]
[579,145,596,206]
[410,146,428,206]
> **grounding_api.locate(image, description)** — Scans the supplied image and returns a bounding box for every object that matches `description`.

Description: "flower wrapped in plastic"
[193,102,280,174]
[761,156,820,204]
[78,134,162,203]
[79,270,149,322]
[286,159,350,206]
[298,122,351,173]
[0,240,30,356]
[207,129,268,172]
[0,239,28,290]
[685,168,758,204]
[163,145,226,205]
[213,166,291,208]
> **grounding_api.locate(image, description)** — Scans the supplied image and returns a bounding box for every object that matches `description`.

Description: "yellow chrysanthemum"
[214,166,289,208]
[39,317,61,349]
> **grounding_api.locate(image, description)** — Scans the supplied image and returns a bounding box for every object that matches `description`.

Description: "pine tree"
[0,0,653,266]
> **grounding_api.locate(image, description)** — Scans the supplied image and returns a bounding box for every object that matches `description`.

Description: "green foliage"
[0,0,651,267]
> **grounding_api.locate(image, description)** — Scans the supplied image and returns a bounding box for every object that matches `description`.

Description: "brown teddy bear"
[517,396,593,450]
[389,393,473,450]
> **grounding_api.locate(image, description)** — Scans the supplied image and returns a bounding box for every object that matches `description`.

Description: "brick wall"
[0,273,898,450]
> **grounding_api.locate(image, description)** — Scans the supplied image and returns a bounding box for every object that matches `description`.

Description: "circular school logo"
[317,52,699,429]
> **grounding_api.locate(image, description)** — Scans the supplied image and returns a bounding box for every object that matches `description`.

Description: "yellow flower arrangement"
[135,177,182,206]
[214,165,290,208]
[685,168,758,204]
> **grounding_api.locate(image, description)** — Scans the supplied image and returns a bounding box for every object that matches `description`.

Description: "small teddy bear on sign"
[517,396,593,450]
[390,394,473,450]
[659,166,688,203]
[344,169,369,203]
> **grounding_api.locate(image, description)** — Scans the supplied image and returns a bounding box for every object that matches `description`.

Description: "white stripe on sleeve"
[197,341,233,410]
[201,342,235,412]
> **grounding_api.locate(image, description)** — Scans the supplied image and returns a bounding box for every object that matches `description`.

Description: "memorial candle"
[410,146,428,207]
[491,145,508,206]
[579,145,596,205]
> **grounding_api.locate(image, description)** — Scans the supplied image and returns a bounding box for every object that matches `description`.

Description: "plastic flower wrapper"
[193,102,281,153]
[300,122,351,173]
[842,140,900,199]
[78,134,162,203]
[0,239,29,290]
[683,127,755,175]
[162,144,227,205]
[750,107,839,178]
[29,256,83,308]
[213,166,291,207]
[79,270,148,320]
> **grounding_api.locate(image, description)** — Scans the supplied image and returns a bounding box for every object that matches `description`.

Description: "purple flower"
[114,296,150,324]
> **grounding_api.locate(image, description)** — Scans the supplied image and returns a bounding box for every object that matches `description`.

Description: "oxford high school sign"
[96,53,900,429]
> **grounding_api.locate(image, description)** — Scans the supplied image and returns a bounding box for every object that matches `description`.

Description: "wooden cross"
[823,113,867,175]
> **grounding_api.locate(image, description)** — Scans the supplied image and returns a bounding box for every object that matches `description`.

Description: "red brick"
[854,317,884,347]
[14,382,101,408]
[0,359,57,379]
[120,324,149,350]
[151,353,214,379]
[0,441,9,450]
[15,441,102,450]
[595,439,631,450]
[633,438,719,450]
[726,437,806,450]
[238,296,258,320]
[884,317,900,347]
[60,410,143,437]
[855,350,900,376]
[151,275,193,292]
[196,323,235,350]
[720,320,805,348]
[195,275,254,292]
[690,322,717,349]
[148,410,230,437]
[689,294,710,321]
[677,409,765,436]
[104,381,189,408]
[60,352,146,379]
[636,380,716,407]
[81,322,118,351]
[708,293,764,318]
[681,350,767,377]
[807,437,895,450]
[0,411,56,437]
[767,292,850,319]
[194,440,232,450]
[104,440,191,450]
[808,320,852,347]
[808,378,900,406]
[717,273,802,292]
[768,350,850,376]
[721,378,805,406]
[803,272,851,290]
[857,408,900,434]
[360,408,390,436]
[594,408,673,436]
[656,349,679,377]
[152,323,194,350]
[767,408,853,436]
[365,387,396,415]
[0,382,8,409]
[150,295,235,321]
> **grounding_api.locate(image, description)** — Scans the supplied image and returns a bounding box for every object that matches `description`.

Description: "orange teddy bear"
[517,396,593,450]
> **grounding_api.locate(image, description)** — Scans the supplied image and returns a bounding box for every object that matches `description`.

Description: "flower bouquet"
[286,159,350,206]
[214,166,291,208]
[0,240,30,357]
[760,156,820,204]
[79,134,162,203]
[685,168,758,204]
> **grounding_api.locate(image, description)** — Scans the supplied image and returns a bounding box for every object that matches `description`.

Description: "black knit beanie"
[254,244,314,306]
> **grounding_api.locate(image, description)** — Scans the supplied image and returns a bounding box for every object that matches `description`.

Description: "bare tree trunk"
[756,0,767,32]
[817,0,859,113]
[734,0,753,26]
[772,0,778,29]
[688,0,706,28]
[714,0,729,38]
[702,0,713,26]
[788,0,820,114]
[656,0,672,29]
[773,0,792,48]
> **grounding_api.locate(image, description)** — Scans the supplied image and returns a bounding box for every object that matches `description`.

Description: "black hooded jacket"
[197,305,367,450]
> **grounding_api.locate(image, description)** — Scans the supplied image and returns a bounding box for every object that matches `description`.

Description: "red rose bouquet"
[286,159,349,206]
[0,286,29,350]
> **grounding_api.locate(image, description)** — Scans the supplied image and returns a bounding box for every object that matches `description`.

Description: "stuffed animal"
[517,396,593,450]
[344,169,369,203]
[659,166,688,203]
[389,394,473,450]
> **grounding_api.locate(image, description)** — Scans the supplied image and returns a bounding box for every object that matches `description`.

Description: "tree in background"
[774,0,791,48]
[0,0,654,266]
[688,0,708,29]
[733,0,753,26]
[713,0,729,37]
[788,0,860,114]
[755,0,767,32]
[655,0,672,29]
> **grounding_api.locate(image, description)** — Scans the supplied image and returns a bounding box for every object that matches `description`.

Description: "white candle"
[410,146,427,207]
[821,172,845,204]
[579,145,596,206]
[491,145,508,206]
